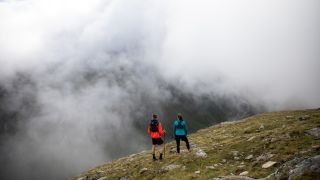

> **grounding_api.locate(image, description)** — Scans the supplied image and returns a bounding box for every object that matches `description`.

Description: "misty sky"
[0,0,320,179]
[1,0,319,109]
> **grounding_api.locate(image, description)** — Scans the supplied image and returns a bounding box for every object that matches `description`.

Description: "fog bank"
[0,0,319,179]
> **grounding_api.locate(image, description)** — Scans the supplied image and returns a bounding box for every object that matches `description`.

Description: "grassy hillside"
[71,109,320,180]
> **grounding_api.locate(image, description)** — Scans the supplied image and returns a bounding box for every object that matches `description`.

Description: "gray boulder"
[305,127,320,138]
[288,155,320,180]
[298,115,310,120]
[273,155,320,179]
[256,153,274,162]
[195,148,207,158]
[160,164,181,172]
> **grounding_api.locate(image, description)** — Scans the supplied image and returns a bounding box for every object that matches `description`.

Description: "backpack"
[176,120,184,129]
[150,120,159,132]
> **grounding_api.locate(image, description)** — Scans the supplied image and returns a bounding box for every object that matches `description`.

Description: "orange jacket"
[148,121,165,138]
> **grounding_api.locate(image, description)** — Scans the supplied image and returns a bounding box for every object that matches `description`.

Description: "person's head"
[177,113,183,120]
[152,113,158,119]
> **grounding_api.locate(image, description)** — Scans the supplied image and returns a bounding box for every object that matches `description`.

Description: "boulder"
[262,161,277,168]
[195,148,207,158]
[206,166,215,170]
[190,144,197,148]
[160,164,181,172]
[312,145,320,151]
[139,168,148,174]
[239,171,249,176]
[256,153,274,162]
[232,151,239,156]
[259,124,265,130]
[288,155,320,180]
[298,115,310,121]
[245,155,253,160]
[305,128,320,138]
[273,155,320,179]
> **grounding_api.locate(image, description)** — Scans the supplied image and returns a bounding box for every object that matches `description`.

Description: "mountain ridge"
[71,109,320,180]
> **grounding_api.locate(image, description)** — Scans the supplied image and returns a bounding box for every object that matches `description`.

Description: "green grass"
[70,109,320,180]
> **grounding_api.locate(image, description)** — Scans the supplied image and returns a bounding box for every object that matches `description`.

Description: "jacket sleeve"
[158,123,164,136]
[173,121,176,136]
[148,124,151,135]
[184,121,188,135]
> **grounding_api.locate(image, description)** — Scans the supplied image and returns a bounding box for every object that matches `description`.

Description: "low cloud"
[0,0,319,179]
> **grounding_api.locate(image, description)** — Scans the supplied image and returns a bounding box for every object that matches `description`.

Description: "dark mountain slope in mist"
[71,109,320,180]
[0,63,260,180]
[0,73,39,135]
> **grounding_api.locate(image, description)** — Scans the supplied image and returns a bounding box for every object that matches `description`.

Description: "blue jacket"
[173,119,187,136]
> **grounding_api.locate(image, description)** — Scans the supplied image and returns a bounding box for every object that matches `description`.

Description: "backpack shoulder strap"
[174,120,179,126]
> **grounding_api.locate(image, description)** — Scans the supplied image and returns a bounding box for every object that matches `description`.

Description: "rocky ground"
[71,109,320,180]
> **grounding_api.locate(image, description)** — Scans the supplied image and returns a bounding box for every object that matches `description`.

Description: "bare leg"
[152,145,157,160]
[152,145,156,154]
[159,144,164,160]
[160,144,164,154]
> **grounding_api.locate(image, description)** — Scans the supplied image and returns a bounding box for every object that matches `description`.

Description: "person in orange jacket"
[148,113,166,161]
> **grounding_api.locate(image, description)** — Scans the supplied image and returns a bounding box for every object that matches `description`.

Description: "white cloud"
[0,0,319,179]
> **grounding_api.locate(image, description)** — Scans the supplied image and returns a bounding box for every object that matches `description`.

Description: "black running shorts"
[152,138,163,145]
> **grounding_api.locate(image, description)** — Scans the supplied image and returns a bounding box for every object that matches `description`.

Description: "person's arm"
[173,121,176,137]
[148,124,151,135]
[184,121,188,135]
[158,122,164,136]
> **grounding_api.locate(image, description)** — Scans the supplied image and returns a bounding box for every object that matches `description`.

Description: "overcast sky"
[1,0,319,109]
[0,0,319,179]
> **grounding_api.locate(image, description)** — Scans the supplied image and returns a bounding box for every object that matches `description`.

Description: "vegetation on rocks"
[71,109,320,180]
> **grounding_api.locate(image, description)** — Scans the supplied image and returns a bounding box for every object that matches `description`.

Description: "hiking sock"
[159,153,163,160]
[153,154,157,161]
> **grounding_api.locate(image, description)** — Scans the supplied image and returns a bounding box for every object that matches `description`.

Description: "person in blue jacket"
[173,113,190,153]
